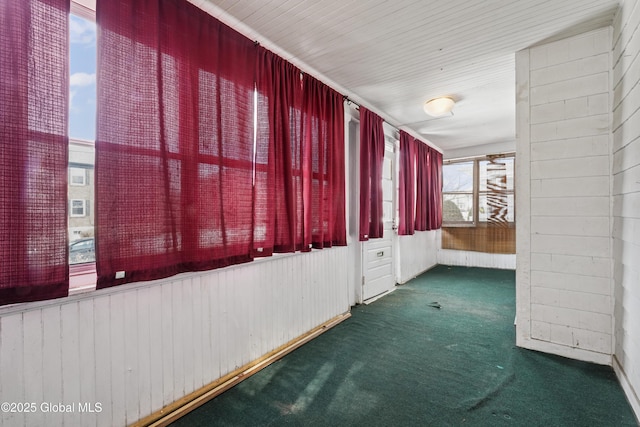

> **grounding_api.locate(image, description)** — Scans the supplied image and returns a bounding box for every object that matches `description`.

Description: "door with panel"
[362,141,396,302]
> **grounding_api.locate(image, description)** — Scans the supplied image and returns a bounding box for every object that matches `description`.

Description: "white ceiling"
[192,0,620,156]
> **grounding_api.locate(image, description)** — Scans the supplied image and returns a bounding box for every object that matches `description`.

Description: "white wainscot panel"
[437,249,516,270]
[397,230,439,284]
[0,247,350,427]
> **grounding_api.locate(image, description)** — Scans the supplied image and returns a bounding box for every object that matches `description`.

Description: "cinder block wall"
[516,27,613,364]
[612,0,640,418]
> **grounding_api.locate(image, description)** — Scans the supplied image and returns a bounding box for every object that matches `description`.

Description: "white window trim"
[71,0,96,19]
[69,167,87,186]
[70,199,87,217]
[443,153,515,227]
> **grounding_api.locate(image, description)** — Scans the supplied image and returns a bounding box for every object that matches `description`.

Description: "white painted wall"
[437,249,516,270]
[444,140,515,161]
[612,0,640,418]
[516,27,614,365]
[0,248,350,427]
[0,100,445,427]
[397,230,439,284]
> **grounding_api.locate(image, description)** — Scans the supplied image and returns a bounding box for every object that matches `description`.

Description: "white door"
[362,142,396,302]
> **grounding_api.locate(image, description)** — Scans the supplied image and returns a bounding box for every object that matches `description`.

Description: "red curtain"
[96,0,256,288]
[415,142,443,231]
[0,0,69,305]
[254,49,303,255]
[302,75,347,249]
[398,131,416,235]
[415,142,429,231]
[427,147,443,230]
[359,107,385,241]
[254,51,346,254]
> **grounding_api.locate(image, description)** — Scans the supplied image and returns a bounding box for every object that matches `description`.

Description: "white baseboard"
[613,355,640,424]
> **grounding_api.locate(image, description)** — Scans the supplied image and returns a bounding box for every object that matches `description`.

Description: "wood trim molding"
[131,312,352,427]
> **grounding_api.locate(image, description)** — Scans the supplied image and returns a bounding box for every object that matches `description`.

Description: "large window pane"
[68,13,96,270]
[479,194,514,223]
[443,193,473,222]
[443,161,473,192]
[480,157,514,191]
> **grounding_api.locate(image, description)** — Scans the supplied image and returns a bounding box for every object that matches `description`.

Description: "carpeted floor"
[171,265,638,426]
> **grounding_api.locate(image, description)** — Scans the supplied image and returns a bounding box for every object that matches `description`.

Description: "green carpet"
[171,265,638,426]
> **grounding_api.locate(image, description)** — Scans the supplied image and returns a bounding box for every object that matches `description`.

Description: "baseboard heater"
[131,312,351,427]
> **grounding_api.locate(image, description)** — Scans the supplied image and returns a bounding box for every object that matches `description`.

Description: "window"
[70,199,87,217]
[442,161,474,224]
[69,13,96,140]
[442,154,515,226]
[479,157,515,224]
[68,10,97,292]
[69,167,86,185]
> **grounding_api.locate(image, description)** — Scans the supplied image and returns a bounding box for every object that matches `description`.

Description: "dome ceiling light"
[423,96,455,117]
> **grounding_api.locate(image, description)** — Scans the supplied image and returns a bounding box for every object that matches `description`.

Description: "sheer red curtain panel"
[427,147,443,230]
[359,107,385,241]
[0,0,70,305]
[96,0,256,288]
[254,49,304,255]
[415,142,429,231]
[254,49,346,254]
[398,131,416,235]
[302,74,347,249]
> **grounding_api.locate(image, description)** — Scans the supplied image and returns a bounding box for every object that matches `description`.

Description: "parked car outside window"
[69,237,95,264]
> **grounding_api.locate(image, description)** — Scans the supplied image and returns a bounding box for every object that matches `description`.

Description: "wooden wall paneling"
[42,306,66,425]
[171,281,185,402]
[61,302,81,426]
[148,286,164,417]
[78,299,97,427]
[94,296,112,427]
[181,277,196,395]
[0,246,351,426]
[160,283,175,408]
[208,274,222,385]
[441,226,516,254]
[124,290,140,424]
[2,313,24,427]
[109,293,126,425]
[136,286,153,421]
[22,309,45,427]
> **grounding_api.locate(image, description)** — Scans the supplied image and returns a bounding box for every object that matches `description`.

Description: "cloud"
[70,15,96,45]
[69,90,77,110]
[70,72,96,87]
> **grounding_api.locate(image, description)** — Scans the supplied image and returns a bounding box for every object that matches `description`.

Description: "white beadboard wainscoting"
[397,230,439,284]
[0,247,350,427]
[437,249,516,270]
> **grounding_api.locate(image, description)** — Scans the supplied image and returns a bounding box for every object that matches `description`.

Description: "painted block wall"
[516,27,614,365]
[612,0,640,417]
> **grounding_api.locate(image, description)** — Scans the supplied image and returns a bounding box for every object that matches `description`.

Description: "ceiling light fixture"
[423,96,455,117]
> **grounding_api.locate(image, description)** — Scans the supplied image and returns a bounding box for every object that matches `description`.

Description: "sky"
[69,15,97,141]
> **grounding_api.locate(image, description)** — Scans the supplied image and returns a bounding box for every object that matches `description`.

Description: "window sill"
[1,246,344,316]
[69,262,97,295]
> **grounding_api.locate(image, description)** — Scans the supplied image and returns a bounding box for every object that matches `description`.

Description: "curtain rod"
[344,96,403,135]
[344,97,443,154]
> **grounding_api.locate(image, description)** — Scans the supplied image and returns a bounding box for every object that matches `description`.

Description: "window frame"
[70,199,87,217]
[442,153,515,227]
[69,166,87,186]
[67,6,98,294]
[442,159,476,226]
